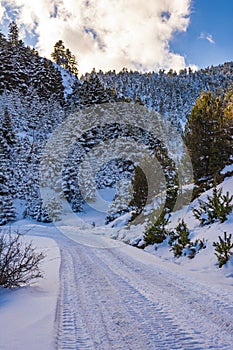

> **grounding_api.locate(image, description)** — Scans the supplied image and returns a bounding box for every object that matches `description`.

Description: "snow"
[1,177,233,349]
[54,63,78,97]
[221,163,233,175]
[75,187,116,226]
[120,176,233,283]
[0,235,60,350]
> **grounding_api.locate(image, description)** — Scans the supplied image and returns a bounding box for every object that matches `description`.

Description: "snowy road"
[54,233,233,350]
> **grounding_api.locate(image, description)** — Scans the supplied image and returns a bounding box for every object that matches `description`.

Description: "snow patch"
[0,235,60,350]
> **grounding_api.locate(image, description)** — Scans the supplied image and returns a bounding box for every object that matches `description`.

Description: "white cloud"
[0,3,5,21]
[1,0,193,74]
[199,32,215,44]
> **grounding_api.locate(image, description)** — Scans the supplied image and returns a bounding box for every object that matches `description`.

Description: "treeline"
[0,21,232,226]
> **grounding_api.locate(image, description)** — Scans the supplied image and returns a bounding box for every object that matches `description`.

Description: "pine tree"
[77,72,118,106]
[65,48,79,76]
[106,180,133,223]
[1,109,15,146]
[0,163,16,225]
[213,232,233,267]
[51,40,66,67]
[33,199,52,223]
[170,220,191,257]
[78,160,96,203]
[144,209,170,245]
[130,165,148,216]
[44,196,62,221]
[185,91,233,183]
[193,186,233,225]
[8,21,19,46]
[51,41,78,76]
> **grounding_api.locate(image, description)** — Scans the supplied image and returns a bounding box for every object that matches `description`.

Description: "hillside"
[1,20,233,350]
[0,25,232,229]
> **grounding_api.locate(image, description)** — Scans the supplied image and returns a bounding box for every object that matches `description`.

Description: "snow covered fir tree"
[0,21,232,225]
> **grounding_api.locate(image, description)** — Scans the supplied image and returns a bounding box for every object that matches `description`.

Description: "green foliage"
[144,209,170,245]
[169,220,207,258]
[213,232,233,268]
[51,40,78,76]
[193,186,233,225]
[65,48,79,76]
[184,91,233,183]
[8,21,19,46]
[130,165,148,217]
[170,220,191,257]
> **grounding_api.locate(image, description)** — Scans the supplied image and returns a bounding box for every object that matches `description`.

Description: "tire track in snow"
[78,246,211,349]
[95,247,233,349]
[55,247,95,350]
[54,237,233,349]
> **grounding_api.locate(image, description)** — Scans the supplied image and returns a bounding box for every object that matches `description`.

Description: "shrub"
[144,209,170,245]
[213,232,233,268]
[170,220,191,257]
[0,229,45,288]
[169,220,207,258]
[193,186,233,225]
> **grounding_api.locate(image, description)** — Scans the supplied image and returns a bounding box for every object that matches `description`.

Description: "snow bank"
[112,176,233,287]
[0,236,60,350]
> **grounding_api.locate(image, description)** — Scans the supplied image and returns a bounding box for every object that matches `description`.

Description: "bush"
[169,220,207,258]
[0,229,45,288]
[144,209,170,245]
[213,232,233,268]
[170,220,191,257]
[193,186,233,225]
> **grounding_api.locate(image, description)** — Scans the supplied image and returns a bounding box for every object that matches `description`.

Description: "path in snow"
[54,231,233,350]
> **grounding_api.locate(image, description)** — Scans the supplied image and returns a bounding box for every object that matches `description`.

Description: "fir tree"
[51,40,66,66]
[0,165,16,225]
[144,209,170,245]
[77,72,118,106]
[193,186,233,225]
[65,48,79,76]
[106,179,133,223]
[33,199,52,223]
[213,232,233,268]
[51,40,78,76]
[1,109,15,146]
[185,91,233,183]
[45,196,62,221]
[130,165,148,216]
[8,21,19,46]
[170,220,191,257]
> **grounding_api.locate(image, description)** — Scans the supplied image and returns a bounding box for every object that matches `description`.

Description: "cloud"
[1,0,193,74]
[199,32,215,44]
[0,3,5,21]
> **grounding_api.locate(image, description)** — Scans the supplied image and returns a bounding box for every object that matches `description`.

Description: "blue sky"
[0,0,232,73]
[171,0,233,68]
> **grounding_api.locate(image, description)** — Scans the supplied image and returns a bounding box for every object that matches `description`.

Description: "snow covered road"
[54,234,233,350]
